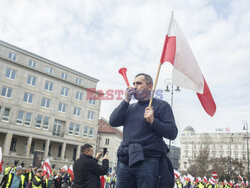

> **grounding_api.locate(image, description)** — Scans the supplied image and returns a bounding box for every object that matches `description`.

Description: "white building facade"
[0,40,102,169]
[180,126,248,172]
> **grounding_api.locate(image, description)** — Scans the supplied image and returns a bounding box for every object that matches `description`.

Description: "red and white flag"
[0,147,3,172]
[67,165,74,181]
[61,165,68,172]
[203,176,208,183]
[160,12,216,116]
[42,159,52,178]
[238,174,243,181]
[174,169,180,179]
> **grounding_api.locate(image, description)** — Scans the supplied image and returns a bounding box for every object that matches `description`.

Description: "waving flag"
[42,159,52,178]
[67,165,74,181]
[61,164,68,172]
[239,174,243,181]
[174,169,180,179]
[160,12,216,116]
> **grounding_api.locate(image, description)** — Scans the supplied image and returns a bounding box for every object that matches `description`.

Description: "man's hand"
[125,87,135,103]
[103,152,108,160]
[144,107,154,124]
[95,152,102,160]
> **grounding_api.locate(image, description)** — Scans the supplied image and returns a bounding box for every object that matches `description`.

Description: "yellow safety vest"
[6,173,25,188]
[32,176,43,188]
[4,167,11,175]
[106,176,111,183]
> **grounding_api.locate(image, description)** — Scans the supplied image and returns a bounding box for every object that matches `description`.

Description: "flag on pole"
[67,165,74,181]
[61,165,68,172]
[0,147,3,172]
[174,169,180,179]
[203,176,208,183]
[160,12,216,116]
[239,174,243,181]
[42,159,52,178]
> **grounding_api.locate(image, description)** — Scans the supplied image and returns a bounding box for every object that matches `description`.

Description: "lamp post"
[243,120,249,186]
[164,79,180,153]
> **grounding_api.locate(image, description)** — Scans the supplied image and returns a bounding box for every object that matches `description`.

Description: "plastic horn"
[118,68,130,87]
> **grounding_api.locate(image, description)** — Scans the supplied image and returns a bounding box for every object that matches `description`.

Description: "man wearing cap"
[5,166,26,188]
[32,169,47,188]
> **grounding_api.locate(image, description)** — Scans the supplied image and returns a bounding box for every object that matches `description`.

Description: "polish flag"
[67,165,74,181]
[160,12,216,116]
[174,170,180,178]
[238,174,243,181]
[203,176,208,183]
[42,159,52,178]
[61,165,68,172]
[0,147,3,172]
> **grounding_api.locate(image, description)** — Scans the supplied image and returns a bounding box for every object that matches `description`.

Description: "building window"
[58,145,62,157]
[75,91,83,101]
[87,111,95,120]
[45,81,53,91]
[75,77,82,85]
[43,116,49,130]
[89,127,94,139]
[89,97,96,105]
[16,111,24,124]
[5,68,16,80]
[45,67,53,74]
[83,126,88,138]
[53,120,63,136]
[27,75,36,86]
[30,141,35,154]
[184,162,187,169]
[8,52,17,60]
[10,138,17,151]
[75,124,80,136]
[1,87,12,98]
[105,139,110,145]
[68,123,74,135]
[24,112,32,126]
[58,102,66,113]
[73,107,81,117]
[41,98,51,109]
[61,72,68,79]
[35,115,42,128]
[61,87,69,97]
[2,107,10,121]
[23,93,33,104]
[28,59,36,68]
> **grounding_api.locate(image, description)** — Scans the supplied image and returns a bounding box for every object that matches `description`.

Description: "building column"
[76,145,81,159]
[61,142,66,161]
[44,140,50,159]
[3,133,13,155]
[25,136,33,157]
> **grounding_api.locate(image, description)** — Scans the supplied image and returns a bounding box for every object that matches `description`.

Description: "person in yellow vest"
[105,174,111,188]
[0,163,11,187]
[176,179,183,188]
[5,166,26,188]
[25,165,34,188]
[32,168,47,188]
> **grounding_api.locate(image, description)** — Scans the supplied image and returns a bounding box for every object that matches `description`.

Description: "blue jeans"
[116,157,159,188]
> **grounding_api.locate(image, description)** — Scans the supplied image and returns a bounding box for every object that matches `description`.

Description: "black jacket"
[72,154,109,188]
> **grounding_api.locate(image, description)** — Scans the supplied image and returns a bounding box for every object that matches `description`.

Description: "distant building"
[97,118,122,173]
[180,126,248,172]
[167,143,181,170]
[0,40,102,169]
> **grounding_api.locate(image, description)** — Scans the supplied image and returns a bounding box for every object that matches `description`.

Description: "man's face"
[16,169,23,176]
[133,75,152,101]
[37,171,43,178]
[85,147,94,157]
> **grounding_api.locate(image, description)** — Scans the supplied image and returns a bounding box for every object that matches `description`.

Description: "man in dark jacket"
[109,73,178,188]
[72,144,109,188]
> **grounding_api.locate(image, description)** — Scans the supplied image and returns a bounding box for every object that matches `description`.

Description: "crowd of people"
[0,161,116,188]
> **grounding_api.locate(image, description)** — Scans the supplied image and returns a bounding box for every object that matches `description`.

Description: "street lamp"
[243,120,249,186]
[164,79,180,153]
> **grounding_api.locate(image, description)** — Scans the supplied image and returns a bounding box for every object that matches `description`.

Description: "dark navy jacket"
[109,98,178,187]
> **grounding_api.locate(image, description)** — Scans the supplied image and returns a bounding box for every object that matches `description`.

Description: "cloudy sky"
[1,0,250,145]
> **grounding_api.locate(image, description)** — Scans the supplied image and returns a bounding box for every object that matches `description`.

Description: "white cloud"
[0,0,250,146]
